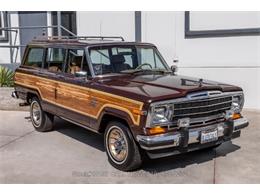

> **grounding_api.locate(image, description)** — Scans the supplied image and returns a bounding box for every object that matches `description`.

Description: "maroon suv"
[13,36,249,171]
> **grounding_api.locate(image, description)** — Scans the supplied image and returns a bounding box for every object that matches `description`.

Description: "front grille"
[173,96,232,120]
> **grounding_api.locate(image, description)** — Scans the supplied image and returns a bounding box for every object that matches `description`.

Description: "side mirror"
[171,65,178,74]
[75,71,88,78]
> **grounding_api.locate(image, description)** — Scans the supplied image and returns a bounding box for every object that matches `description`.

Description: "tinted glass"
[89,46,169,75]
[46,48,66,72]
[90,49,111,75]
[138,47,165,69]
[66,49,90,76]
[25,48,44,68]
[112,47,134,68]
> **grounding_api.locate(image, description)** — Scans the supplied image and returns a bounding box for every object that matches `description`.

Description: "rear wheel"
[104,121,142,171]
[30,97,54,132]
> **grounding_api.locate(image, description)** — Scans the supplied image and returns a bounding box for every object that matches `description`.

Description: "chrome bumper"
[137,118,249,151]
[234,117,249,131]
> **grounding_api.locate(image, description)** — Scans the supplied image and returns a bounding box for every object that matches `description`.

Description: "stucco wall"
[142,11,260,109]
[77,11,135,41]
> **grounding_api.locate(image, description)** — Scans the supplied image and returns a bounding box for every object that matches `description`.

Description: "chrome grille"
[169,113,225,130]
[173,96,232,119]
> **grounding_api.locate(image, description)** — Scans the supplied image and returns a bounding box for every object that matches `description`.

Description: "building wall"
[142,11,260,109]
[0,12,21,66]
[77,11,135,41]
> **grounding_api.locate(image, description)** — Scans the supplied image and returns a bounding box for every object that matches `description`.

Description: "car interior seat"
[111,54,131,73]
[48,63,62,72]
[69,56,82,74]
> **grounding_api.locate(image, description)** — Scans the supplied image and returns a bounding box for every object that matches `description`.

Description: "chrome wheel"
[106,126,128,163]
[31,100,42,127]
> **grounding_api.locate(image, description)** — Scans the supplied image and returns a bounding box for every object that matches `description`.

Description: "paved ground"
[0,88,28,111]
[0,109,259,183]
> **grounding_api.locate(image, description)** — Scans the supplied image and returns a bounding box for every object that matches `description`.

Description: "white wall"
[0,12,21,65]
[77,11,135,41]
[142,11,260,109]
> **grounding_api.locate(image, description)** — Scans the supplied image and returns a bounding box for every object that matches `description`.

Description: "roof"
[29,36,155,48]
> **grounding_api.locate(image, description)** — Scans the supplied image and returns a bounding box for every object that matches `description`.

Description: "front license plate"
[201,129,218,144]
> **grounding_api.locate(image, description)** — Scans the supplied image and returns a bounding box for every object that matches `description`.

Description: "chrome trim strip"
[174,106,231,117]
[174,100,232,111]
[167,113,225,130]
[189,113,224,123]
[187,90,222,100]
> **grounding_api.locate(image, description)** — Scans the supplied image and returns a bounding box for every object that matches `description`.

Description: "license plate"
[200,129,218,144]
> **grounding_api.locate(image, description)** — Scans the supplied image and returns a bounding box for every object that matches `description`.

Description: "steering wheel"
[135,63,153,70]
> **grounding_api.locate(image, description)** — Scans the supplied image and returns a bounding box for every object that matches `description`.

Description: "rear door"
[53,48,93,128]
[15,46,57,113]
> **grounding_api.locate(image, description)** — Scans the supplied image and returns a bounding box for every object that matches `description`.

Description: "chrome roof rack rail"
[77,36,125,41]
[32,36,125,42]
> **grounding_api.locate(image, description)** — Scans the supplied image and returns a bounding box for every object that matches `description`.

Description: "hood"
[93,73,242,103]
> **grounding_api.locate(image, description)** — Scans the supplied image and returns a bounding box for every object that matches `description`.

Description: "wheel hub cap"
[31,101,42,126]
[108,128,128,162]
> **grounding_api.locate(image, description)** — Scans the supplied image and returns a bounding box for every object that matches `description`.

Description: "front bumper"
[136,117,249,158]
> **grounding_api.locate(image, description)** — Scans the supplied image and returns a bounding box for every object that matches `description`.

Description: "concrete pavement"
[0,109,259,183]
[0,88,28,111]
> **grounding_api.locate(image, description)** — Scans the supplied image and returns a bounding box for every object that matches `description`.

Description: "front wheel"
[104,121,142,171]
[30,97,54,132]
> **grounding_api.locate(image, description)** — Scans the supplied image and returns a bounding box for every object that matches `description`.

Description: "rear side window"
[24,48,44,68]
[45,48,66,72]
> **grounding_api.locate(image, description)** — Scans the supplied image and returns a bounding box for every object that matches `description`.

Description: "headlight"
[232,93,244,113]
[150,105,173,125]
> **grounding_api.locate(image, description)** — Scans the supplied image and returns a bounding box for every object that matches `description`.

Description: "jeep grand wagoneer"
[13,36,249,171]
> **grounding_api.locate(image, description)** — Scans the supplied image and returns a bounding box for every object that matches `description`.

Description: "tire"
[104,121,142,171]
[30,97,54,132]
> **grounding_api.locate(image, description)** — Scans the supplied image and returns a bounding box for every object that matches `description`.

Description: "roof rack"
[33,36,125,42]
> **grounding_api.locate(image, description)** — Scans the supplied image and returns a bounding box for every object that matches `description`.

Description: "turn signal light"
[147,126,166,135]
[232,113,241,120]
[133,109,146,116]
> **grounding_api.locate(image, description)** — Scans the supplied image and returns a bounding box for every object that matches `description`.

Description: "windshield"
[88,45,170,75]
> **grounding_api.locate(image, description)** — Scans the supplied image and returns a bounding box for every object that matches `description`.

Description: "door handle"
[54,88,57,99]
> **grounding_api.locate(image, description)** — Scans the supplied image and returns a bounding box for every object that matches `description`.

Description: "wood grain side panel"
[56,83,91,116]
[15,73,56,102]
[89,90,142,125]
[15,72,144,125]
